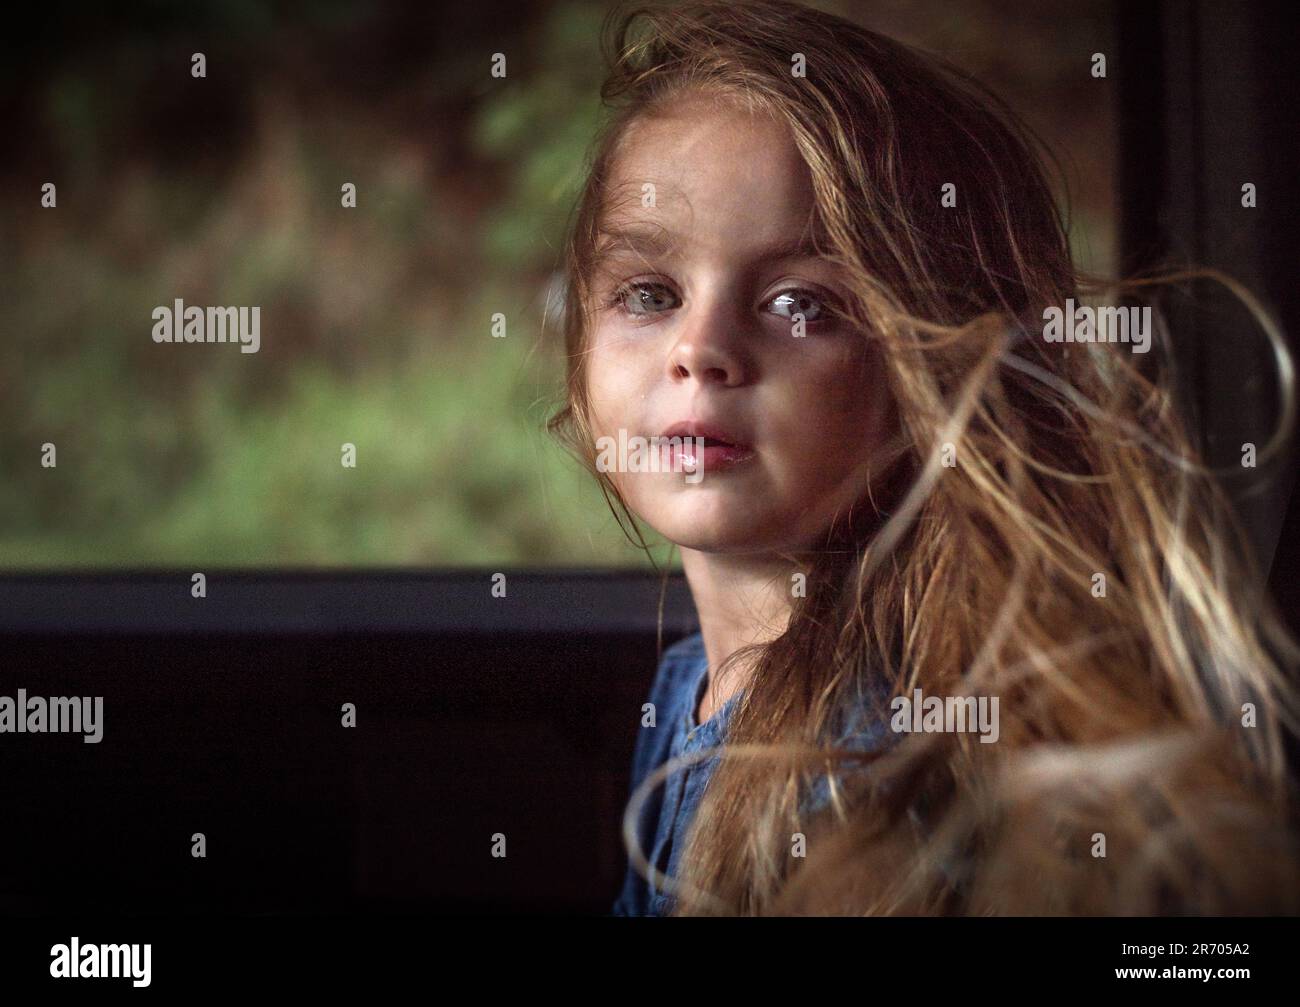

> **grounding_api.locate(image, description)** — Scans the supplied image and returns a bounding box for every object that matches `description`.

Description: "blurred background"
[0,0,1118,570]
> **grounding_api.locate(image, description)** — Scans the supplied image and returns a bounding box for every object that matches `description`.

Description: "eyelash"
[601,280,841,325]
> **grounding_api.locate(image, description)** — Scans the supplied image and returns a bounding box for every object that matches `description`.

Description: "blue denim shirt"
[612,631,895,916]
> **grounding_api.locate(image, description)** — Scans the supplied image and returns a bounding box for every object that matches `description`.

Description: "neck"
[679,547,797,720]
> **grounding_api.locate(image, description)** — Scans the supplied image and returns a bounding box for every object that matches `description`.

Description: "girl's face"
[584,96,894,554]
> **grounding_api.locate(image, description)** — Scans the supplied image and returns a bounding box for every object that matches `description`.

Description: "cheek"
[582,342,648,502]
[829,340,887,423]
[585,324,650,411]
[776,343,889,481]
[584,351,631,439]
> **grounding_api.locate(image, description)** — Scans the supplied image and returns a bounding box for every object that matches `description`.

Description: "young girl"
[548,0,1300,915]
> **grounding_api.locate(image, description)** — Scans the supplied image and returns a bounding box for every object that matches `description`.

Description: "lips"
[658,419,755,472]
[660,420,749,447]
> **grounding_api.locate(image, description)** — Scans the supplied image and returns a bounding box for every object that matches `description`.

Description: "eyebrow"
[593,223,829,264]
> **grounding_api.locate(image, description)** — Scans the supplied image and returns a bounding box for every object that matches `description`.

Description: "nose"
[665,296,749,387]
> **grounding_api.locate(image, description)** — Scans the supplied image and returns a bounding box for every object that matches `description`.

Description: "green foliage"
[0,1,667,569]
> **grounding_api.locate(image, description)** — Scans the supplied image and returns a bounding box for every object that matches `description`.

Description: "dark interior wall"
[0,574,697,915]
[1117,0,1300,628]
[0,629,685,914]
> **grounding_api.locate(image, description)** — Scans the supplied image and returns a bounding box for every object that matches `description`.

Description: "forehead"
[598,98,818,256]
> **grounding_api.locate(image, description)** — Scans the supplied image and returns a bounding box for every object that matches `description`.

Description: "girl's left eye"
[766,289,835,322]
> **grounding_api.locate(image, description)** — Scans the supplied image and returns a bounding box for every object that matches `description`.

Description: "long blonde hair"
[548,0,1300,914]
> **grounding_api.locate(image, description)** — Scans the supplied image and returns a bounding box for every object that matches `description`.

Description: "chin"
[647,505,780,554]
[661,529,750,553]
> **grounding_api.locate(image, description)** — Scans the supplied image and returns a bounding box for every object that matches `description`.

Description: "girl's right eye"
[604,281,680,318]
